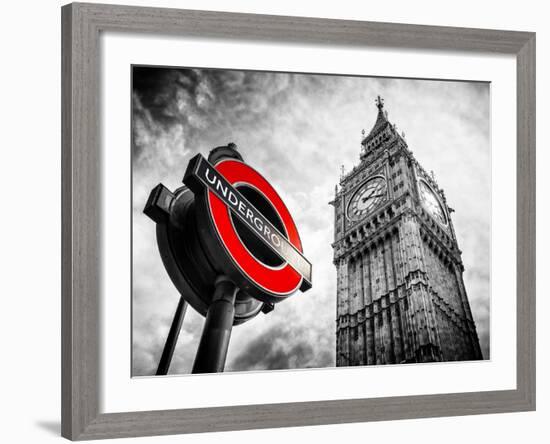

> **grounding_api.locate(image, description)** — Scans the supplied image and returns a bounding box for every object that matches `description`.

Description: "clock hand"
[360,187,379,202]
[361,192,385,202]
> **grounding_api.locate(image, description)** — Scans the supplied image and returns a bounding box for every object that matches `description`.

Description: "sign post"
[192,277,237,373]
[155,296,188,376]
[145,143,312,374]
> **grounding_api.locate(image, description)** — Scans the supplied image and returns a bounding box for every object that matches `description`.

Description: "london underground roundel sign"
[184,153,312,303]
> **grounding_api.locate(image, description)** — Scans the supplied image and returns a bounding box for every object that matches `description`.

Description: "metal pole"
[156,296,188,376]
[192,276,237,374]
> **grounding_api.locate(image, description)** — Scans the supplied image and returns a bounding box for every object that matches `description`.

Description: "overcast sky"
[131,67,490,376]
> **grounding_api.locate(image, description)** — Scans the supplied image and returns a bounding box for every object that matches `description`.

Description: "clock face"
[346,176,387,221]
[419,180,447,225]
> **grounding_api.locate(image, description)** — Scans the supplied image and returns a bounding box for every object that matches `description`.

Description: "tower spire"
[361,95,390,150]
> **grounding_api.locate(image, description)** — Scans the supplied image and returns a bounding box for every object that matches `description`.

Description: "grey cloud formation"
[132,67,490,376]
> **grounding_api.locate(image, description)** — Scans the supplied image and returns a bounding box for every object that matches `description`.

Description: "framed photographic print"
[61,2,536,440]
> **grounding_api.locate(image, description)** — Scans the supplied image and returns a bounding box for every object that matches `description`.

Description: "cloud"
[132,67,491,375]
[229,323,333,372]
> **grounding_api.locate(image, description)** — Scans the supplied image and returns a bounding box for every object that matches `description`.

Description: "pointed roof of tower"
[361,95,391,146]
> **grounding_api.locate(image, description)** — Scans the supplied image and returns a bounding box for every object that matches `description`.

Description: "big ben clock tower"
[331,97,483,366]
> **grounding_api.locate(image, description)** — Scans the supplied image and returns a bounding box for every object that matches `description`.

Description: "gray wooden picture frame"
[61,2,536,440]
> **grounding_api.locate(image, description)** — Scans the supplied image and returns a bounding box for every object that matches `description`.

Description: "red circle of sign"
[208,159,303,296]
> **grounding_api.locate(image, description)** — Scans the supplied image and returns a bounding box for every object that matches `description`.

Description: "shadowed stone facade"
[331,97,483,366]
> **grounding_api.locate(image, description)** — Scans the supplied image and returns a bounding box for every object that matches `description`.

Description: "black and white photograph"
[131,66,490,376]
[2,0,541,442]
